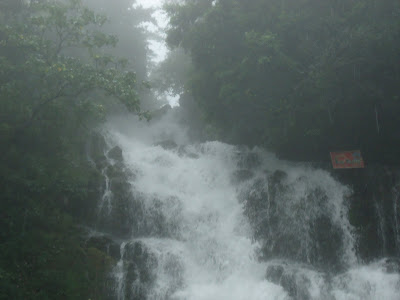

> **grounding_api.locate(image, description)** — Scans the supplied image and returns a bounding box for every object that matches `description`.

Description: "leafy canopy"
[164,0,400,162]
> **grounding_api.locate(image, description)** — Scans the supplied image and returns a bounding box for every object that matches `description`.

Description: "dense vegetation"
[0,0,152,298]
[1,0,399,298]
[163,0,400,163]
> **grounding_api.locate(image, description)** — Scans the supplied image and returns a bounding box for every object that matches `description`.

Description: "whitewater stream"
[97,113,400,300]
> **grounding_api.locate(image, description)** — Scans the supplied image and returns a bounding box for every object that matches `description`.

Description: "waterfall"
[97,113,400,300]
[393,184,400,256]
[374,196,387,256]
[99,159,113,216]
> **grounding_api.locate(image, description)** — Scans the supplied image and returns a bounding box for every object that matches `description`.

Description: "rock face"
[334,165,400,261]
[96,160,142,238]
[231,169,254,184]
[120,242,157,300]
[242,169,346,272]
[84,135,166,299]
[87,131,400,299]
[265,263,328,300]
[107,146,123,161]
[115,241,184,300]
[86,234,121,261]
[242,160,400,271]
[87,133,108,169]
[154,140,178,150]
[383,257,400,273]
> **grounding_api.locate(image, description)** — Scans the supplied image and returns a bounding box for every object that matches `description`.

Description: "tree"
[150,47,193,96]
[0,0,145,143]
[0,1,149,298]
[164,0,400,162]
[83,0,156,79]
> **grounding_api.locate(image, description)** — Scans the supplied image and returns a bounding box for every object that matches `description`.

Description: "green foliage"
[0,0,143,135]
[0,207,115,300]
[83,0,162,110]
[165,0,400,162]
[84,0,156,77]
[150,47,193,96]
[0,0,148,298]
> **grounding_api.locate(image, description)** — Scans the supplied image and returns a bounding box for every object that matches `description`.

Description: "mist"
[1,0,399,299]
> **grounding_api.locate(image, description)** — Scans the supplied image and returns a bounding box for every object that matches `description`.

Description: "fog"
[1,0,399,299]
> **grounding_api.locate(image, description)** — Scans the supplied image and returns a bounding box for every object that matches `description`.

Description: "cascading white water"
[99,160,113,215]
[102,113,400,300]
[394,185,400,254]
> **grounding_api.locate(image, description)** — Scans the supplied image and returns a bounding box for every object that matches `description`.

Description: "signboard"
[330,150,364,169]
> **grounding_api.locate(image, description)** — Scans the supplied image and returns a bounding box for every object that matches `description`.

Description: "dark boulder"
[107,146,123,162]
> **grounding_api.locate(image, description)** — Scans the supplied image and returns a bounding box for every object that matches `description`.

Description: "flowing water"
[98,113,400,300]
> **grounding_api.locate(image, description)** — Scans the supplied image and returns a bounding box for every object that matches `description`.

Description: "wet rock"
[383,257,400,273]
[122,242,157,300]
[108,146,123,161]
[311,215,343,272]
[282,273,311,300]
[108,180,137,238]
[177,146,199,159]
[338,165,400,261]
[86,235,121,260]
[106,164,135,183]
[135,196,183,238]
[237,151,261,169]
[265,264,313,300]
[88,133,107,158]
[94,155,108,170]
[86,133,108,169]
[243,169,346,272]
[163,253,184,289]
[97,162,142,238]
[266,264,285,282]
[269,170,287,185]
[155,140,178,150]
[231,169,254,183]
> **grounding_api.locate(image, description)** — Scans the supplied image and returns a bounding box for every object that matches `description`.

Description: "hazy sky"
[136,0,179,106]
[136,0,168,63]
[136,0,163,8]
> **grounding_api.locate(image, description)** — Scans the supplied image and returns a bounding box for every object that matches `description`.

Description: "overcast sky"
[136,0,163,8]
[136,0,168,63]
[136,0,180,106]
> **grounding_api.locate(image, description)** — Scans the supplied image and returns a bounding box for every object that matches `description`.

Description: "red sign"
[330,150,364,169]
